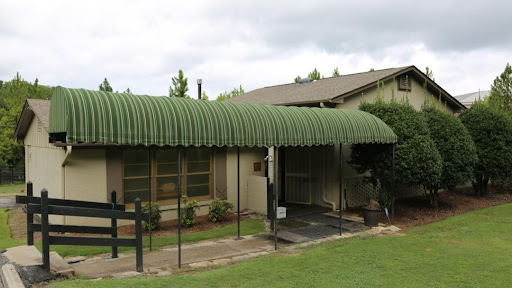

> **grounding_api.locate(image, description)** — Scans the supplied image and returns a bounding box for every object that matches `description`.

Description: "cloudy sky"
[1,0,510,98]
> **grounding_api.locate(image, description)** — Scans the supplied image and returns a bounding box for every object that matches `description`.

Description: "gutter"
[322,146,336,211]
[61,146,72,225]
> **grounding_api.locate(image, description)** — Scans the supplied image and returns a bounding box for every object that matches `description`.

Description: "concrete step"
[3,246,74,277]
[1,264,25,288]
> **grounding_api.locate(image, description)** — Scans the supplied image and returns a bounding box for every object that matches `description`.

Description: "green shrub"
[421,105,477,206]
[180,196,200,227]
[460,102,512,195]
[141,202,162,231]
[349,99,442,201]
[209,198,234,222]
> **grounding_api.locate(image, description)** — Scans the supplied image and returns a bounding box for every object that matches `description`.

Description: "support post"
[134,198,143,272]
[41,189,50,271]
[339,144,343,235]
[177,147,182,268]
[237,146,241,239]
[26,182,34,245]
[147,148,152,251]
[392,144,396,224]
[111,191,118,258]
[274,147,278,251]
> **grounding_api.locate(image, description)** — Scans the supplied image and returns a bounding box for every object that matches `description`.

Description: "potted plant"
[363,199,381,227]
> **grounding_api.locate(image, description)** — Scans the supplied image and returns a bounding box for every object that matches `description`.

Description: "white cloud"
[0,0,511,98]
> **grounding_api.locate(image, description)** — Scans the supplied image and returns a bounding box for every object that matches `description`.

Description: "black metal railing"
[16,182,149,272]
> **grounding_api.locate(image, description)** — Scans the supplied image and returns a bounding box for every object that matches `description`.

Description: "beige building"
[228,65,466,210]
[15,87,397,225]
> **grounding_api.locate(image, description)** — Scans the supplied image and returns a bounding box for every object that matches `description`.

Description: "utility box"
[277,207,286,219]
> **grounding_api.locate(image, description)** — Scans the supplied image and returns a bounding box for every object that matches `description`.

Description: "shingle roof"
[13,99,51,141]
[27,99,51,130]
[227,65,465,111]
[227,66,410,105]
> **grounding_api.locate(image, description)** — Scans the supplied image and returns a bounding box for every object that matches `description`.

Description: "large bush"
[421,106,477,205]
[349,99,442,203]
[459,102,512,195]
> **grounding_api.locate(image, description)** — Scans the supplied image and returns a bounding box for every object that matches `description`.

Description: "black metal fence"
[16,182,149,272]
[0,167,25,184]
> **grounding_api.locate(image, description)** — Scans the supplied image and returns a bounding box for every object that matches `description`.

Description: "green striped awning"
[49,87,396,147]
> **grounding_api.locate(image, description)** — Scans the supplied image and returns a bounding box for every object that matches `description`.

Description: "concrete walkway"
[72,235,275,278]
[71,223,403,279]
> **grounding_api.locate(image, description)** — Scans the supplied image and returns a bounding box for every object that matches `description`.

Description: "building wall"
[24,116,65,224]
[226,147,266,212]
[64,148,109,226]
[339,77,456,114]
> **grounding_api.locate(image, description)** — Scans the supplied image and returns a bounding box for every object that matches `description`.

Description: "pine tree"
[99,78,113,92]
[332,67,341,77]
[308,68,322,80]
[169,70,189,98]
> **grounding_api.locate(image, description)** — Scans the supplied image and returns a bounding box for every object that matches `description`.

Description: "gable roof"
[454,90,490,105]
[227,65,465,110]
[14,99,51,141]
[48,87,396,147]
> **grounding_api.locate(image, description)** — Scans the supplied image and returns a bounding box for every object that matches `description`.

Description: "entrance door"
[285,147,311,204]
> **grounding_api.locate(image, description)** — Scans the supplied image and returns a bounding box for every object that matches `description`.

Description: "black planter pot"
[363,208,380,227]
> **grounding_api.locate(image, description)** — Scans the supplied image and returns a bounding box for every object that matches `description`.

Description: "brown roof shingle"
[227,66,410,105]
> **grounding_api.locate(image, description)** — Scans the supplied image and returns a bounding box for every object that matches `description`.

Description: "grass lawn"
[0,209,264,257]
[0,183,25,195]
[52,203,512,288]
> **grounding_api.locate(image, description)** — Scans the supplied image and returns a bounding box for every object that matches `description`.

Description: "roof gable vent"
[399,75,412,91]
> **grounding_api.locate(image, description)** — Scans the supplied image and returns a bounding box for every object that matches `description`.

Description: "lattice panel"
[344,178,425,208]
[344,178,380,208]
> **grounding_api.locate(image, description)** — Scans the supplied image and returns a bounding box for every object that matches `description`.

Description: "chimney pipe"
[197,79,202,100]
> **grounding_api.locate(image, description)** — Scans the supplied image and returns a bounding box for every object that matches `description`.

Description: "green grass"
[51,203,512,288]
[0,211,264,257]
[0,183,25,195]
[0,209,24,249]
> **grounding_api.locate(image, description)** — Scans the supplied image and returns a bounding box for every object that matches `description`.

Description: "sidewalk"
[72,235,276,278]
[71,223,402,279]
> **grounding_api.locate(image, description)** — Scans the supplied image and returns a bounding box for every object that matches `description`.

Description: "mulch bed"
[347,186,512,230]
[7,209,244,240]
[117,212,244,236]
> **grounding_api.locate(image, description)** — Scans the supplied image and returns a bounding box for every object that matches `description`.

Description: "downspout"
[322,145,336,211]
[61,146,72,225]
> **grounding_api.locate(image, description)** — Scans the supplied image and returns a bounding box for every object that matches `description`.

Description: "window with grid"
[122,148,212,205]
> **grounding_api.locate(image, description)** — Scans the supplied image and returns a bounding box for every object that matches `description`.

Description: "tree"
[308,68,322,80]
[169,70,189,98]
[0,73,52,170]
[201,91,209,101]
[216,85,245,101]
[425,66,435,82]
[294,75,301,83]
[123,88,132,94]
[421,105,476,206]
[349,99,442,205]
[332,67,341,77]
[99,78,113,92]
[459,102,512,196]
[487,63,512,114]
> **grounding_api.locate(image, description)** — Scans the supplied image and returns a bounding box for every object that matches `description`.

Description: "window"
[398,75,412,91]
[122,148,213,205]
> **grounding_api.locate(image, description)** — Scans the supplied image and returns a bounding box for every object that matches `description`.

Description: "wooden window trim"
[122,147,213,207]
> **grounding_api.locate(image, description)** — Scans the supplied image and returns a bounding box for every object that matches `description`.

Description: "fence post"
[134,198,143,272]
[41,189,50,272]
[111,191,118,258]
[26,182,34,245]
